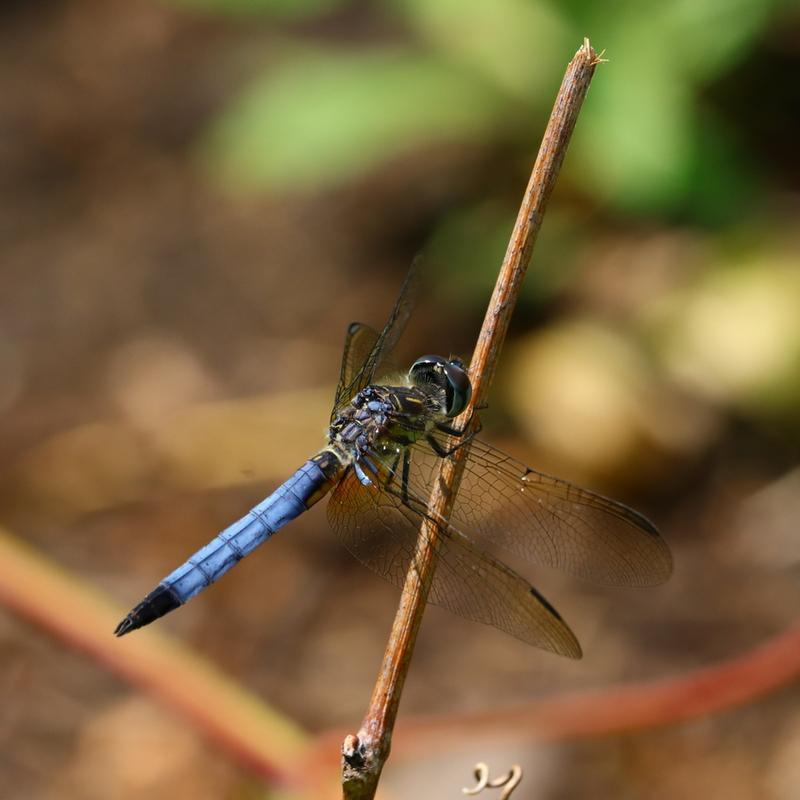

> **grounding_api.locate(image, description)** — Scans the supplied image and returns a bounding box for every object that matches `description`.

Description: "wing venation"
[326,465,582,657]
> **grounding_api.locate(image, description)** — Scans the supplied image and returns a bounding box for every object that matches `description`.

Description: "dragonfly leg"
[384,452,401,489]
[402,449,411,505]
[426,431,478,458]
[428,412,482,457]
[376,448,410,505]
[434,421,463,437]
[434,413,483,439]
[354,460,374,487]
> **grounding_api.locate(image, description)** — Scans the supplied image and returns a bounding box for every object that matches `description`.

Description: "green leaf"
[569,43,695,212]
[651,0,771,81]
[558,0,770,214]
[160,0,344,20]
[201,48,507,191]
[679,111,757,225]
[558,0,769,80]
[392,0,571,102]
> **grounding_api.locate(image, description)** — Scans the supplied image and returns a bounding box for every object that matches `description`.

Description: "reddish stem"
[313,623,800,773]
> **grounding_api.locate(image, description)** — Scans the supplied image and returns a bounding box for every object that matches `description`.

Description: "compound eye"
[410,354,448,372]
[409,355,471,416]
[443,360,472,417]
[409,354,448,386]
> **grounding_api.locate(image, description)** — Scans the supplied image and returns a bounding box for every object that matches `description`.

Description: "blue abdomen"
[163,459,328,603]
[115,451,342,636]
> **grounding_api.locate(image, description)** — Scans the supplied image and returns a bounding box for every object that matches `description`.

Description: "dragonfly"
[115,267,672,657]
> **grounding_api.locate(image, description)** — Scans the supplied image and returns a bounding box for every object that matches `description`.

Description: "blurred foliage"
[425,202,584,307]
[650,243,800,414]
[177,0,787,221]
[168,0,342,19]
[203,48,507,190]
[3,1,800,796]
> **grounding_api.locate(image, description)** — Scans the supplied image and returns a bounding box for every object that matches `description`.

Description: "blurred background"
[1,0,799,798]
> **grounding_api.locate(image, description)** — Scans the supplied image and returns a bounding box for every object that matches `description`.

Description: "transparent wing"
[401,435,672,587]
[330,261,421,421]
[331,322,379,419]
[326,464,582,657]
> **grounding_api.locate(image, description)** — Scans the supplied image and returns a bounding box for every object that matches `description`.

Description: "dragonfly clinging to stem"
[115,265,672,657]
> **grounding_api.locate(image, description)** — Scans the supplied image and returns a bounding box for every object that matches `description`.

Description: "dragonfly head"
[409,355,472,417]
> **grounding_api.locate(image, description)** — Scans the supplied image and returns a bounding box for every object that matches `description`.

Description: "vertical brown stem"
[342,39,603,800]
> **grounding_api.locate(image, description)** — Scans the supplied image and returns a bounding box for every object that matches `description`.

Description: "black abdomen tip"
[114,584,181,637]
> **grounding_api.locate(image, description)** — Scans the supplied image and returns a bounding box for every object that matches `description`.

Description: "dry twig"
[341,38,602,800]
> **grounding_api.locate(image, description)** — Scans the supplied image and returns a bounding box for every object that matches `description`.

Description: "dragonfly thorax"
[326,383,447,465]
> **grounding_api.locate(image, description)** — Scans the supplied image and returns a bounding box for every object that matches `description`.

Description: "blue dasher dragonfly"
[115,268,672,657]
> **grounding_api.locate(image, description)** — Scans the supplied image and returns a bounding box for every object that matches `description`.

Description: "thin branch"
[341,39,602,800]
